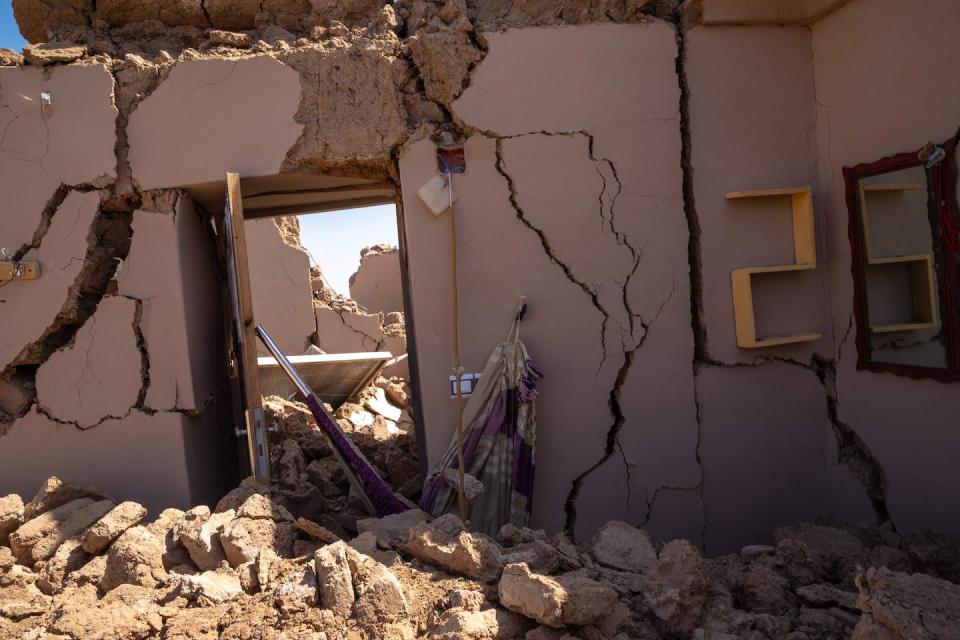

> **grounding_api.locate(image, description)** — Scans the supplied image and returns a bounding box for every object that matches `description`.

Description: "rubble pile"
[264,375,419,541]
[3,466,960,638]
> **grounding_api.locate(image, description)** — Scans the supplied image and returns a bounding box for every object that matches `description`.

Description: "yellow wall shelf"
[858,183,939,333]
[727,187,822,348]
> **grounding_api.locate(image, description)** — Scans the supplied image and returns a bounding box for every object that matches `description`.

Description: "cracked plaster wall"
[402,21,701,540]
[810,0,960,535]
[2,0,959,549]
[126,55,303,190]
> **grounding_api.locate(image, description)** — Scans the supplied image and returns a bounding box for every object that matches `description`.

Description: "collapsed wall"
[349,244,404,316]
[0,0,958,556]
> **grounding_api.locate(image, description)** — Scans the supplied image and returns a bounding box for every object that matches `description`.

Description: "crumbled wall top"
[10,0,670,50]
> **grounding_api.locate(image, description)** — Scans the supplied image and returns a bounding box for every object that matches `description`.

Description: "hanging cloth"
[420,312,543,536]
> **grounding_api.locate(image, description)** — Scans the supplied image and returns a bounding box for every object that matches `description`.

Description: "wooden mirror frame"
[843,134,960,382]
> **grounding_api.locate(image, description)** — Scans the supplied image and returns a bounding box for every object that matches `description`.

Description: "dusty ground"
[2,384,960,640]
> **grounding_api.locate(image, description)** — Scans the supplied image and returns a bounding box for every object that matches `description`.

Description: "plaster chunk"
[82,501,148,554]
[35,296,142,429]
[22,42,88,66]
[118,198,220,412]
[0,64,116,252]
[0,48,22,66]
[128,56,302,189]
[454,23,678,135]
[0,191,100,370]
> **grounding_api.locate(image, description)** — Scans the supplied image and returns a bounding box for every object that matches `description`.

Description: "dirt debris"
[4,462,960,639]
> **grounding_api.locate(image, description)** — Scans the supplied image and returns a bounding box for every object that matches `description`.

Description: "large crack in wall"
[655,6,893,544]
[1,0,898,543]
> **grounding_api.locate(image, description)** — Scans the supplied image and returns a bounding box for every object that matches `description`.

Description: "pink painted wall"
[403,22,702,541]
[811,0,960,534]
[1,0,958,553]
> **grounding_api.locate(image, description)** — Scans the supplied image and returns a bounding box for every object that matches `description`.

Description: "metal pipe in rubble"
[256,325,313,398]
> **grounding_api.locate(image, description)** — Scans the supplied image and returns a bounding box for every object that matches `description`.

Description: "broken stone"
[375,376,409,408]
[589,521,657,574]
[364,386,402,422]
[346,544,408,623]
[177,506,235,571]
[643,540,708,635]
[145,507,193,570]
[498,563,617,628]
[307,457,348,497]
[348,531,379,555]
[357,508,427,549]
[264,396,331,458]
[220,515,295,567]
[428,607,528,640]
[170,570,244,605]
[100,525,167,591]
[501,540,564,575]
[449,588,485,611]
[64,553,107,590]
[81,500,147,554]
[23,476,109,520]
[853,567,960,639]
[736,563,794,615]
[314,541,355,618]
[775,523,867,586]
[297,516,341,544]
[740,544,775,563]
[22,41,88,65]
[37,538,88,594]
[407,514,503,582]
[11,498,114,567]
[0,48,24,66]
[214,476,269,513]
[796,582,859,610]
[0,494,25,545]
[208,29,252,48]
[278,438,309,490]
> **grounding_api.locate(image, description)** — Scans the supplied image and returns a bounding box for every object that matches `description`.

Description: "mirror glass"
[856,165,947,368]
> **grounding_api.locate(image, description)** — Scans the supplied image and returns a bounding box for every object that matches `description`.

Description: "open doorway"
[199,172,424,534]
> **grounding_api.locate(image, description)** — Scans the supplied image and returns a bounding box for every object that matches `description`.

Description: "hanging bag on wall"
[420,305,543,536]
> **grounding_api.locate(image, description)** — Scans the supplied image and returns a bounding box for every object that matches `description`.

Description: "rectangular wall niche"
[728,187,823,348]
[858,182,939,333]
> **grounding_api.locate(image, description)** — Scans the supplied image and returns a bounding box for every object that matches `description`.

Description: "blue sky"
[1,1,26,50]
[299,205,399,298]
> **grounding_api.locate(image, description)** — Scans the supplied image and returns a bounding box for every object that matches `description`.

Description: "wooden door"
[222,172,272,483]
